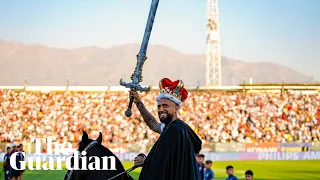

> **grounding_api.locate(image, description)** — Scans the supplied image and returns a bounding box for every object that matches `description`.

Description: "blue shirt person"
[196,154,205,179]
[245,170,254,180]
[9,143,22,179]
[3,147,12,180]
[15,150,24,170]
[204,160,214,180]
[225,165,238,180]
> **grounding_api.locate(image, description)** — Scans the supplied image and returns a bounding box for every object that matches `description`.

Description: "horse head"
[64,131,133,180]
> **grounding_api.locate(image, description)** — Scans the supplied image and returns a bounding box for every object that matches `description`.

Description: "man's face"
[196,156,199,162]
[226,168,234,176]
[157,98,178,124]
[245,174,253,180]
[198,157,204,164]
[7,148,11,154]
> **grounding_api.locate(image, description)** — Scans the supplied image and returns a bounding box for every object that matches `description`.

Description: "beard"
[159,112,174,125]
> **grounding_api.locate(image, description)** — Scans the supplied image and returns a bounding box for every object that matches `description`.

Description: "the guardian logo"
[10,137,117,171]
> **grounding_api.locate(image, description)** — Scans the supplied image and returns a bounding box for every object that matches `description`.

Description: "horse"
[64,131,135,180]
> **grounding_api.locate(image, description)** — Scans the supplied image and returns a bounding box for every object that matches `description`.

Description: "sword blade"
[139,0,160,55]
[131,0,160,84]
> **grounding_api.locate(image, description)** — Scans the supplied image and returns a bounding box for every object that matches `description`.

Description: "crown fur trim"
[156,78,188,108]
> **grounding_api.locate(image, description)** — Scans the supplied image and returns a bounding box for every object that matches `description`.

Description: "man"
[245,170,254,180]
[17,145,25,180]
[204,160,214,180]
[131,78,202,180]
[10,143,20,180]
[196,154,205,179]
[3,147,12,180]
[225,166,238,180]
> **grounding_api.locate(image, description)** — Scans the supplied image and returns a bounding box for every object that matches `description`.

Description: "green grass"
[1,160,320,180]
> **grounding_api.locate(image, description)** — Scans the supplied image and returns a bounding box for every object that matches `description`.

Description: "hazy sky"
[0,0,319,79]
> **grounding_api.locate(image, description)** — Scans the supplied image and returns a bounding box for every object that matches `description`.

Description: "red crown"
[156,78,188,107]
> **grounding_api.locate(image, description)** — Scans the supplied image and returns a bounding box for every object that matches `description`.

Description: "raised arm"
[129,90,162,134]
[135,100,162,134]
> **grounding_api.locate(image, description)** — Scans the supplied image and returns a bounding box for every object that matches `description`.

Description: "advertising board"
[279,142,311,152]
[244,143,279,152]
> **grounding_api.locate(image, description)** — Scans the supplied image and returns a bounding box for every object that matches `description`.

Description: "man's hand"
[134,154,146,167]
[129,89,142,104]
[129,90,162,134]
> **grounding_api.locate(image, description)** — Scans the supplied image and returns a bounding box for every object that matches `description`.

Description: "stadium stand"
[1,86,319,150]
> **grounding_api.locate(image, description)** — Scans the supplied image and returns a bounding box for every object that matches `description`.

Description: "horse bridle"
[65,140,98,180]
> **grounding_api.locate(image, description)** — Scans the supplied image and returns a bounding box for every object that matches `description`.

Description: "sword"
[120,0,160,117]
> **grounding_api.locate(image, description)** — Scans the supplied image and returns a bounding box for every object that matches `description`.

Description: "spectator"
[3,146,12,180]
[204,160,214,180]
[196,154,205,180]
[10,143,20,180]
[225,165,238,180]
[17,144,25,180]
[245,170,254,180]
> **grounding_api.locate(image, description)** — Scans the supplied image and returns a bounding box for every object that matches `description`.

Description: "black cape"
[138,119,202,180]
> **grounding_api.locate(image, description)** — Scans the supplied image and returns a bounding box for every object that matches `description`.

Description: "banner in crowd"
[244,143,279,152]
[279,142,311,152]
[214,143,244,152]
[311,142,320,151]
[244,142,312,152]
[1,151,319,162]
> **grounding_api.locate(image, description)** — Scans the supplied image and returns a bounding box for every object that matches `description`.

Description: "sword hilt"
[125,96,134,117]
[120,53,150,118]
[120,79,150,117]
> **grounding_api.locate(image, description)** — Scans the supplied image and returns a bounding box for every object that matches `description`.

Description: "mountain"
[0,39,315,86]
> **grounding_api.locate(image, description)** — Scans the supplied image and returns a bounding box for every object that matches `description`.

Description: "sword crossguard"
[119,79,151,117]
[120,54,151,117]
[119,79,151,92]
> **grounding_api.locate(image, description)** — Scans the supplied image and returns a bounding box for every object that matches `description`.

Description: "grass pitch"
[1,160,320,180]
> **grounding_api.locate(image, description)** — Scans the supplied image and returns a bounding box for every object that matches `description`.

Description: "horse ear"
[82,131,89,141]
[96,132,102,144]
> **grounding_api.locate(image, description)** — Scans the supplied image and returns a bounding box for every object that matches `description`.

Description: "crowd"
[0,90,320,146]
